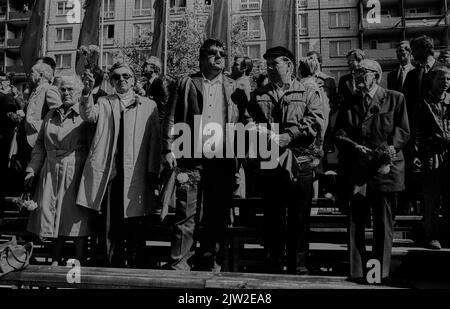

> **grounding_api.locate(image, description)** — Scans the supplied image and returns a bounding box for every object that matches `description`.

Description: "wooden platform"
[0,265,404,289]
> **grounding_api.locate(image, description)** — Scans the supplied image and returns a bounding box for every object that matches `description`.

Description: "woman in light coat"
[25,75,95,266]
[77,62,160,267]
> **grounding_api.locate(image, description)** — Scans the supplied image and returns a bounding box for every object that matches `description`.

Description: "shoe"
[426,240,442,250]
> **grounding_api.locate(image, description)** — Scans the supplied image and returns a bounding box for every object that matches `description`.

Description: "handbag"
[0,237,33,277]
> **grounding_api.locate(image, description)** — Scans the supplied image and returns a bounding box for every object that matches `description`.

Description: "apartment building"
[2,0,450,85]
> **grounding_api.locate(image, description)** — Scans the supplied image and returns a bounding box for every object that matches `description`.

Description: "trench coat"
[26,104,95,238]
[334,86,410,192]
[76,93,161,218]
[25,83,62,148]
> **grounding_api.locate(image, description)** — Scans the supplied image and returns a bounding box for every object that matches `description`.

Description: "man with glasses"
[248,46,324,274]
[334,59,410,283]
[77,62,161,267]
[161,39,251,272]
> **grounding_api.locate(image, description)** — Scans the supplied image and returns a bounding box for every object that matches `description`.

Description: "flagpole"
[42,0,49,56]
[227,0,232,73]
[295,0,300,71]
[163,0,169,75]
[99,0,105,69]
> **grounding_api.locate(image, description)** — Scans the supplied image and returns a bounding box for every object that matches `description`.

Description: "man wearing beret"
[334,59,410,282]
[248,46,324,274]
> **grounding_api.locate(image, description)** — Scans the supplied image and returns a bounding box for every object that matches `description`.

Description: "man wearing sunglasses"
[334,59,410,283]
[161,39,251,272]
[77,62,161,267]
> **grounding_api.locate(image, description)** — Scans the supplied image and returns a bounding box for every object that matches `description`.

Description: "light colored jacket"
[25,83,62,147]
[76,93,161,218]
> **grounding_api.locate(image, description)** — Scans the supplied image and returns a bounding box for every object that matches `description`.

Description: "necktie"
[363,94,371,113]
[397,67,405,92]
[418,65,425,98]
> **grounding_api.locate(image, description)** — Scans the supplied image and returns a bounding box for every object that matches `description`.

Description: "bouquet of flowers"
[13,193,38,212]
[77,45,100,70]
[369,144,395,175]
[175,167,201,187]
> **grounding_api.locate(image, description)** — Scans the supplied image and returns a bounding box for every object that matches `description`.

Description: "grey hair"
[59,75,84,93]
[31,63,54,81]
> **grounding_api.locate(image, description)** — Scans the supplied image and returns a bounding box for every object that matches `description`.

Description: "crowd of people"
[0,34,449,284]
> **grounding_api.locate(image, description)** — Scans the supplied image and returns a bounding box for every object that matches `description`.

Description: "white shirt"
[425,57,436,73]
[197,74,225,158]
[398,63,414,84]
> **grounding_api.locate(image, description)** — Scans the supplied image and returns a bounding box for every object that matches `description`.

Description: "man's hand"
[354,145,371,154]
[388,145,397,161]
[271,133,292,149]
[82,72,95,95]
[164,152,177,169]
[24,172,35,190]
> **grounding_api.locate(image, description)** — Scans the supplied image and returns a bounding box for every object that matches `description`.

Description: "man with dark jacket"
[387,41,414,93]
[338,49,366,107]
[414,67,450,250]
[161,39,251,272]
[248,46,324,274]
[335,60,410,282]
[142,56,171,123]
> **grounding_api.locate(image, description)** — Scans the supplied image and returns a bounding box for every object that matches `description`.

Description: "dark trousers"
[169,159,235,271]
[422,167,450,242]
[260,167,313,273]
[349,190,397,279]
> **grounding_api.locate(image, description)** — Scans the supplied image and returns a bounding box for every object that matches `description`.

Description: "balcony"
[7,38,22,48]
[365,48,397,61]
[361,16,402,30]
[298,0,307,8]
[405,16,446,28]
[8,11,31,20]
[169,7,186,15]
[6,65,25,74]
[133,9,152,17]
[103,11,115,19]
[244,29,261,39]
[240,1,260,11]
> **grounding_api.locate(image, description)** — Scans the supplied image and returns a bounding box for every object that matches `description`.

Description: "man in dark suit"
[161,39,251,272]
[338,49,366,107]
[335,60,410,282]
[414,67,450,250]
[402,36,443,216]
[387,41,414,93]
[142,56,171,123]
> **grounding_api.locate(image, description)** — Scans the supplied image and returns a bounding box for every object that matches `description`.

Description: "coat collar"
[353,86,387,121]
[261,78,307,103]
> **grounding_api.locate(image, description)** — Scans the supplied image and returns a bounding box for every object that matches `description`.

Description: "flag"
[261,0,296,52]
[151,0,168,65]
[205,0,229,44]
[75,0,102,75]
[20,0,46,74]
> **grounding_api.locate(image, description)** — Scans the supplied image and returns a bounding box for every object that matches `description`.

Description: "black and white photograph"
[0,0,449,300]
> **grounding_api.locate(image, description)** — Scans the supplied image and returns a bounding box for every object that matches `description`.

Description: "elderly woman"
[77,62,160,267]
[24,75,95,266]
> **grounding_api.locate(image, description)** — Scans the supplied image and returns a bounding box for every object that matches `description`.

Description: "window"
[298,13,308,35]
[370,40,395,50]
[103,0,115,18]
[56,27,73,42]
[329,40,351,57]
[103,25,115,44]
[299,42,309,57]
[133,23,152,43]
[240,0,260,10]
[55,54,72,69]
[247,45,261,59]
[102,51,114,70]
[244,16,261,38]
[298,0,307,8]
[170,0,187,14]
[134,0,152,16]
[57,1,74,16]
[329,12,350,28]
[409,8,430,14]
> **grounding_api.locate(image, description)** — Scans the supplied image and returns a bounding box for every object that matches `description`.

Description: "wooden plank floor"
[0,265,404,289]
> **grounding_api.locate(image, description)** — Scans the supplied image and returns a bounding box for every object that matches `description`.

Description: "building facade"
[1,0,450,85]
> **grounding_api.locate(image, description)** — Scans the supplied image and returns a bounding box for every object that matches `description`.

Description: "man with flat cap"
[334,59,410,282]
[248,46,324,274]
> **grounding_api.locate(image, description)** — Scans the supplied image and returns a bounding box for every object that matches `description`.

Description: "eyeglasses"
[206,49,227,58]
[111,73,133,81]
[60,87,75,93]
[353,69,377,76]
